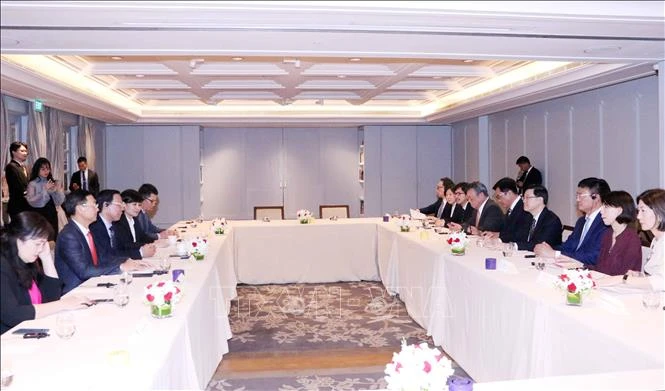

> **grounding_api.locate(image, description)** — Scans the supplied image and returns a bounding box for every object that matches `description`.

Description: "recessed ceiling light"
[463,60,474,63]
[349,58,361,62]
[111,56,123,60]
[136,74,144,78]
[232,57,244,61]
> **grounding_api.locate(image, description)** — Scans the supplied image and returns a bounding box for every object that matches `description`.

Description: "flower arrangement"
[296,209,314,224]
[447,231,468,255]
[145,280,182,318]
[397,215,412,232]
[188,236,208,261]
[554,269,596,305]
[211,218,227,235]
[384,339,454,391]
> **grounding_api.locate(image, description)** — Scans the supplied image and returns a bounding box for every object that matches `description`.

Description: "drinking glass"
[120,271,133,286]
[159,258,172,273]
[642,291,661,310]
[113,285,130,308]
[55,312,76,339]
[502,242,518,257]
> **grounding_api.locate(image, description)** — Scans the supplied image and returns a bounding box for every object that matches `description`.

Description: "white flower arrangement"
[397,215,412,232]
[144,280,182,306]
[447,231,468,254]
[296,209,314,224]
[211,218,227,235]
[554,269,596,294]
[384,339,454,391]
[188,236,208,260]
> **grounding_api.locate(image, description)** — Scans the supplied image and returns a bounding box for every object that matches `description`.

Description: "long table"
[1,221,236,390]
[377,222,664,383]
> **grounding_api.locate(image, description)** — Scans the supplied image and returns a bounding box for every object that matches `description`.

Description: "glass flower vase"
[451,246,466,256]
[151,303,172,318]
[566,291,583,306]
[214,228,224,235]
[192,252,205,261]
[400,226,411,232]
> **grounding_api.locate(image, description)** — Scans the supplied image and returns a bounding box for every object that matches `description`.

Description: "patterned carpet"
[206,281,471,390]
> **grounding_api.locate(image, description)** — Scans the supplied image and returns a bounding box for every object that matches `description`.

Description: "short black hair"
[602,191,636,225]
[577,177,611,201]
[453,182,468,193]
[77,156,87,164]
[96,189,121,212]
[525,185,549,205]
[121,189,144,204]
[516,156,530,165]
[63,189,93,217]
[138,183,159,199]
[493,177,518,194]
[9,141,27,154]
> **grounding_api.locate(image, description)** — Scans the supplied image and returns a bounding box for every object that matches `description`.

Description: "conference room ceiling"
[1,1,663,126]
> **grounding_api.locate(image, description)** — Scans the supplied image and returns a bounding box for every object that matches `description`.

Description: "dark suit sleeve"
[91,222,141,260]
[560,219,607,265]
[57,229,119,280]
[419,199,441,216]
[479,203,504,232]
[448,205,465,225]
[517,211,562,251]
[89,171,100,196]
[69,171,80,192]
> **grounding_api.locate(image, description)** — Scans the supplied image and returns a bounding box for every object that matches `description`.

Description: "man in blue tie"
[535,177,610,265]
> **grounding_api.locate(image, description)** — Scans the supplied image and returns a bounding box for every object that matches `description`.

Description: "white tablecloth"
[231,218,381,284]
[377,224,665,382]
[1,222,236,390]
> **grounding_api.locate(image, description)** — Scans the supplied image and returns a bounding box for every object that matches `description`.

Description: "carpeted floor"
[206,281,471,390]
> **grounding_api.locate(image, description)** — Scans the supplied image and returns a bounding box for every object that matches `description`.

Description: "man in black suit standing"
[69,156,100,196]
[55,190,146,293]
[517,185,563,251]
[4,141,31,220]
[491,177,532,244]
[515,156,542,195]
[449,181,504,235]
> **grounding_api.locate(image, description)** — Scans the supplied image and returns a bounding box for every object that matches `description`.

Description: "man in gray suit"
[449,181,504,235]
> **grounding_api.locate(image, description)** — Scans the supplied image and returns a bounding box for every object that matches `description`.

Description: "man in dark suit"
[515,156,542,195]
[535,177,610,265]
[4,141,31,220]
[69,156,100,196]
[517,185,562,251]
[452,182,475,226]
[419,177,454,219]
[90,189,156,260]
[137,183,173,241]
[55,190,146,293]
[113,189,156,255]
[449,181,504,235]
[492,178,531,244]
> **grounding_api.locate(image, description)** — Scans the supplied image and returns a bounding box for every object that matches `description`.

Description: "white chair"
[254,206,284,220]
[319,204,350,219]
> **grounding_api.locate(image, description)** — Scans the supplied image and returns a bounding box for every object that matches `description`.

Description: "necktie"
[449,204,455,218]
[506,207,512,216]
[576,217,591,250]
[21,164,27,178]
[108,226,116,249]
[436,201,445,219]
[527,219,537,242]
[87,231,99,266]
[82,171,87,191]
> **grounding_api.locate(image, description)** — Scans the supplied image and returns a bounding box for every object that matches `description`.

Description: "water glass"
[0,361,13,389]
[55,312,76,339]
[120,271,133,286]
[642,291,661,310]
[502,242,518,257]
[159,258,172,272]
[113,285,130,308]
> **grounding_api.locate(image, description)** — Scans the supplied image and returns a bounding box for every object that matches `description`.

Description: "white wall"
[104,125,201,228]
[452,75,661,225]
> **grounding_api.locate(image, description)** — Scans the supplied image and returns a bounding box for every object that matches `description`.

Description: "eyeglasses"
[522,196,539,200]
[109,201,125,208]
[435,185,444,189]
[454,192,465,196]
[146,198,158,204]
[575,193,593,200]
[80,202,98,209]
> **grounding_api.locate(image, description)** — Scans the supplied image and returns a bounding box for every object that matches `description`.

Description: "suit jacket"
[54,221,123,293]
[419,198,446,218]
[517,167,543,194]
[557,212,609,265]
[464,199,504,233]
[136,210,164,241]
[69,169,100,196]
[516,207,562,251]
[445,203,465,225]
[0,258,61,334]
[90,218,142,260]
[113,214,155,254]
[499,199,532,244]
[461,203,475,226]
[4,160,30,216]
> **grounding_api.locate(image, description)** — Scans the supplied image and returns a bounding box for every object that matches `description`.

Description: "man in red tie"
[54,190,148,293]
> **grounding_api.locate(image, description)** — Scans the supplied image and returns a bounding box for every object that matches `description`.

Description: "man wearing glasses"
[535,177,610,264]
[516,185,563,251]
[137,183,173,241]
[54,190,148,293]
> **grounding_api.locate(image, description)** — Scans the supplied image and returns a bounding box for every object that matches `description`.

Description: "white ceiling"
[1,1,663,126]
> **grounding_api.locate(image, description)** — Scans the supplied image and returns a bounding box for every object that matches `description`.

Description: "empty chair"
[254,206,284,220]
[319,204,350,219]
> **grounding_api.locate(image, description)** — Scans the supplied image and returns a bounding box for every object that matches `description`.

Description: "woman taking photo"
[25,157,65,240]
[1,212,90,334]
[593,191,642,275]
